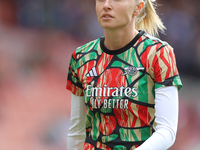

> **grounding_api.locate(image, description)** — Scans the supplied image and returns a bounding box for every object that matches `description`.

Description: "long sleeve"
[135,86,179,150]
[67,94,86,150]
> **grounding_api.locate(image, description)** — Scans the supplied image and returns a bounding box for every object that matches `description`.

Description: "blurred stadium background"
[0,0,200,149]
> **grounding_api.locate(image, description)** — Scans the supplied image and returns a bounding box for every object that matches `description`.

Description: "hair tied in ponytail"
[136,0,166,37]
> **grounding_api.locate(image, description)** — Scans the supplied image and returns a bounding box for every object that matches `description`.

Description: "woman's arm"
[67,94,86,150]
[135,86,179,150]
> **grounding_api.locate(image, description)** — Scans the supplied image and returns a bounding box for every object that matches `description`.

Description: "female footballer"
[66,0,182,149]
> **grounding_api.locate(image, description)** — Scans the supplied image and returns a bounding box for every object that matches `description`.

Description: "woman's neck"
[103,28,138,50]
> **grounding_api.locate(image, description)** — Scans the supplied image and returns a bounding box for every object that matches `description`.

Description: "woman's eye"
[96,0,105,2]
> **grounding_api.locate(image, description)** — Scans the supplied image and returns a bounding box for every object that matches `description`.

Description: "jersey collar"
[100,30,145,55]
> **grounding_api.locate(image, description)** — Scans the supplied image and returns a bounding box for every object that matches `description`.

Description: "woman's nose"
[103,0,112,11]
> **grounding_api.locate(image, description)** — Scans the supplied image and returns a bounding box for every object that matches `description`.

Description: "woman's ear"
[133,1,145,16]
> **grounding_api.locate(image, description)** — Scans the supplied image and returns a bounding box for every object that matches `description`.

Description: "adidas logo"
[86,67,98,77]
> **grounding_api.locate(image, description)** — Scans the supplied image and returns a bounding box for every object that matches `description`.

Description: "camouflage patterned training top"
[66,30,182,150]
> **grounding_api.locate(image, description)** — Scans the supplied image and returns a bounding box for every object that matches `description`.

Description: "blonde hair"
[135,0,166,37]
